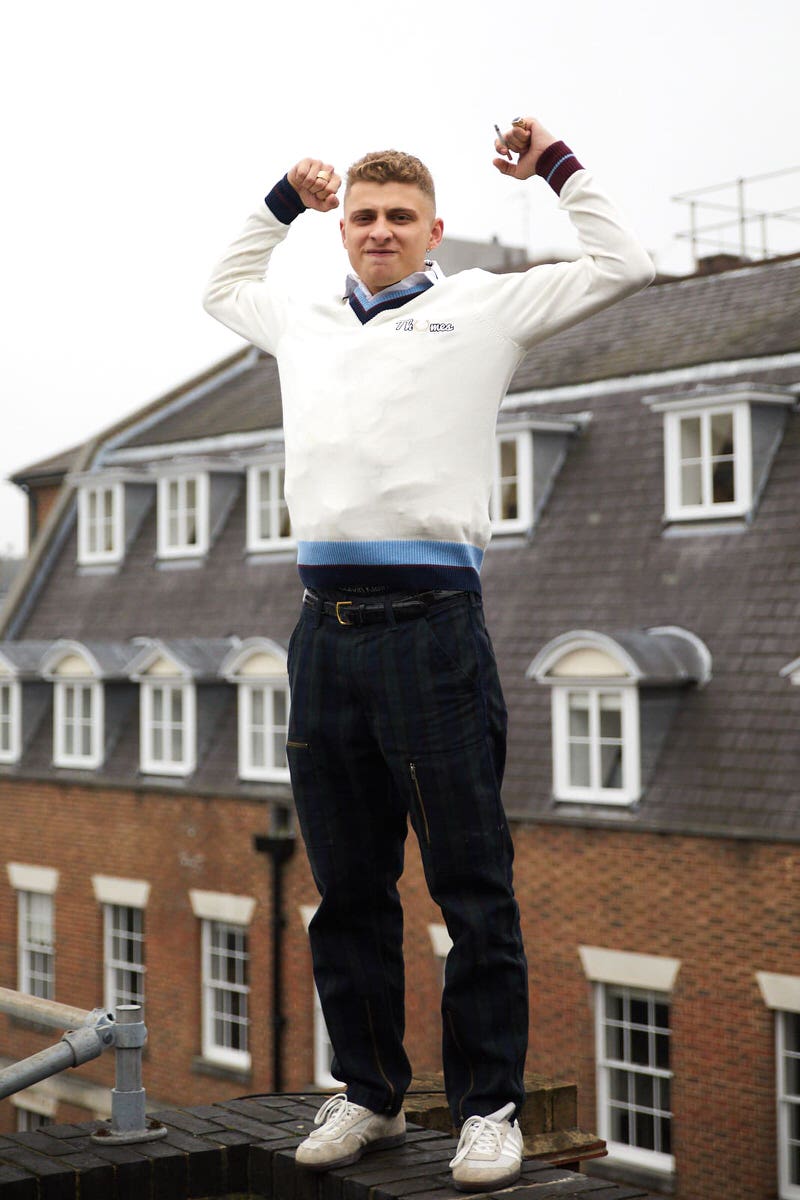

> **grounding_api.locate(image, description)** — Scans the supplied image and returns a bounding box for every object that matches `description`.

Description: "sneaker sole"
[452,1163,522,1193]
[297,1131,407,1172]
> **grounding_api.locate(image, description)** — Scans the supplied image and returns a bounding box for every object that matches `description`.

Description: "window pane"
[630,1027,649,1064]
[786,1053,800,1097]
[273,689,287,727]
[655,1031,670,1070]
[170,689,183,723]
[600,743,623,789]
[599,694,622,738]
[635,1110,656,1150]
[569,742,591,787]
[500,482,518,520]
[630,997,649,1026]
[607,990,625,1022]
[80,687,92,719]
[712,459,735,504]
[499,439,517,478]
[634,1071,654,1108]
[251,689,264,725]
[710,411,734,456]
[680,462,703,506]
[171,727,183,760]
[152,688,163,721]
[679,416,701,460]
[568,694,590,737]
[610,1107,630,1145]
[606,1023,624,1061]
[251,729,265,767]
[610,1068,628,1101]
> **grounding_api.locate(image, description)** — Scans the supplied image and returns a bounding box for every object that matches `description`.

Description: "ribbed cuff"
[265,174,306,225]
[535,141,583,196]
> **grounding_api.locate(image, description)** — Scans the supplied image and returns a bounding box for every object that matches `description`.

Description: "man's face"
[340,180,444,293]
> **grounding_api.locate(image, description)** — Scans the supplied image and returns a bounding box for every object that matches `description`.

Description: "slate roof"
[4,254,800,837]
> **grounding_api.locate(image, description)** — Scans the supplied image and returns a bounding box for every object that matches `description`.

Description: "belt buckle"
[335,600,354,626]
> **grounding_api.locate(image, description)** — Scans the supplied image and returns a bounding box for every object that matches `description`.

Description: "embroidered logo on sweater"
[394,319,455,333]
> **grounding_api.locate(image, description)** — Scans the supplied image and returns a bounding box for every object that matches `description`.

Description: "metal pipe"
[90,1004,167,1144]
[0,1017,113,1101]
[254,832,296,1093]
[0,987,100,1032]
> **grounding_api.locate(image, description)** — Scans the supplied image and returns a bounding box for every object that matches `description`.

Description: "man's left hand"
[493,117,556,180]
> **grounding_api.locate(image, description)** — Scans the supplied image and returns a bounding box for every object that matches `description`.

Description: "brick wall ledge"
[0,1093,656,1199]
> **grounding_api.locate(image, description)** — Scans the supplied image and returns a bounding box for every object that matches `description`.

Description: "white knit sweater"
[203,169,654,592]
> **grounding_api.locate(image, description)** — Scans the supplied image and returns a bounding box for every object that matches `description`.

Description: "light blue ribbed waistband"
[297,539,484,571]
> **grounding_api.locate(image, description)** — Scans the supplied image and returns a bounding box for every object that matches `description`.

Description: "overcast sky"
[1,0,797,554]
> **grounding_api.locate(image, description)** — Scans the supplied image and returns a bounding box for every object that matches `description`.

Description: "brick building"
[1,250,800,1199]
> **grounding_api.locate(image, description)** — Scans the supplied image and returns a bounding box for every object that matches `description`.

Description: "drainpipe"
[253,833,296,1093]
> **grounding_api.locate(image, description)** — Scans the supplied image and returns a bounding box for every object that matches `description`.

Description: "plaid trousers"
[286,591,529,1123]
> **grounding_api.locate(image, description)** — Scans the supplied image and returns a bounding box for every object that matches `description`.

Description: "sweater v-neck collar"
[345,261,443,325]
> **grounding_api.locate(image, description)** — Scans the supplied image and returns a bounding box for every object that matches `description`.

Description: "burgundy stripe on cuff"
[535,140,584,196]
[265,174,306,224]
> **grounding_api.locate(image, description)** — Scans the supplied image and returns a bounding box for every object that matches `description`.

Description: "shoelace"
[449,1114,505,1167]
[311,1092,358,1135]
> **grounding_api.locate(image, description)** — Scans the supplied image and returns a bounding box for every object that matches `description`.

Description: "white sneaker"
[449,1102,523,1192]
[295,1093,406,1170]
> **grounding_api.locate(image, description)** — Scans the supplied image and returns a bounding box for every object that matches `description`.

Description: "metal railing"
[0,988,166,1143]
[673,165,800,264]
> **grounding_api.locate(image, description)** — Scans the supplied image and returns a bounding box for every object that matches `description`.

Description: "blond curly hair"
[346,150,436,207]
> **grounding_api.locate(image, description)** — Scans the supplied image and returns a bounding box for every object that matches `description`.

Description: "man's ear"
[428,217,444,251]
[340,218,347,247]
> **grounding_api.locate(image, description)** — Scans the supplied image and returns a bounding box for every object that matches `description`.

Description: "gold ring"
[511,117,526,128]
[316,170,331,181]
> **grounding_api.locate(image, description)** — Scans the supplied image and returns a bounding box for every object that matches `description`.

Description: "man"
[204,117,653,1192]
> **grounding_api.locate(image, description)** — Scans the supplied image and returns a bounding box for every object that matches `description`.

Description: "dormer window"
[129,643,196,775]
[0,678,21,764]
[490,432,533,533]
[78,482,123,564]
[72,470,154,568]
[157,473,209,559]
[247,463,293,552]
[489,412,588,538]
[528,627,710,806]
[41,644,105,770]
[222,639,290,783]
[665,405,746,518]
[644,383,795,526]
[140,676,195,776]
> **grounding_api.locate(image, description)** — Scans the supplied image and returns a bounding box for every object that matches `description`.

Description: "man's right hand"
[287,159,342,211]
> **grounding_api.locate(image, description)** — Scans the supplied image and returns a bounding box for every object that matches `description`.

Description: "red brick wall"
[510,824,791,1200]
[0,776,792,1199]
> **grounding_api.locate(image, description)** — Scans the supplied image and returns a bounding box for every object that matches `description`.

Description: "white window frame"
[157,473,209,559]
[595,983,674,1175]
[246,463,294,552]
[18,890,55,1000]
[664,403,751,521]
[53,679,104,769]
[299,904,344,1089]
[0,678,21,763]
[777,1010,800,1199]
[238,681,290,782]
[489,431,534,534]
[200,919,251,1071]
[139,678,196,776]
[77,481,124,565]
[103,903,145,1011]
[552,684,640,805]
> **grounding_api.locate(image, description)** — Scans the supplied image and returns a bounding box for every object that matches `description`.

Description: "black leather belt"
[303,588,464,627]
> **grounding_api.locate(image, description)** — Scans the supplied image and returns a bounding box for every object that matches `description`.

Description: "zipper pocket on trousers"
[286,740,309,750]
[409,761,430,846]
